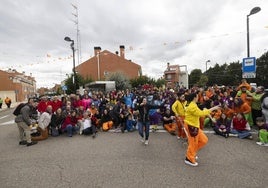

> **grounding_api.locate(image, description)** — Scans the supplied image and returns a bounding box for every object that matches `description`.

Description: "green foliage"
[65,73,94,94]
[189,69,202,87]
[129,76,165,88]
[106,72,131,90]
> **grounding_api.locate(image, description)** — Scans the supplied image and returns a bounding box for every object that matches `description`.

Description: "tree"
[65,73,94,94]
[189,69,202,87]
[106,72,131,90]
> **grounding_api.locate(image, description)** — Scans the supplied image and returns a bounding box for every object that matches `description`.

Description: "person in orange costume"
[184,92,220,167]
[162,109,176,135]
[233,97,253,126]
[172,93,187,139]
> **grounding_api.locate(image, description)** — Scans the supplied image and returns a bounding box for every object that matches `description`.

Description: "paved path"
[0,108,267,188]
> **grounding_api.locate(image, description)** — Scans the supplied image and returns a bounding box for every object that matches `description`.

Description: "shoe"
[228,133,237,137]
[248,135,253,140]
[140,137,145,143]
[19,140,27,145]
[184,158,198,167]
[26,141,38,147]
[256,142,268,146]
[144,140,149,145]
[92,133,96,138]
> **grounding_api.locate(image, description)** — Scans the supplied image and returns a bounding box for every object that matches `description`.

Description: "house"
[76,45,142,81]
[0,69,36,102]
[164,63,188,89]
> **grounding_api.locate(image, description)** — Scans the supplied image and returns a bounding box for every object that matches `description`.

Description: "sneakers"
[247,135,253,140]
[184,157,198,167]
[140,137,145,143]
[256,142,268,146]
[26,141,38,147]
[19,140,27,145]
[92,133,96,138]
[144,140,149,145]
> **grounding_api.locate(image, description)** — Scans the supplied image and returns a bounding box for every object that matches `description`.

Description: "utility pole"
[71,3,81,65]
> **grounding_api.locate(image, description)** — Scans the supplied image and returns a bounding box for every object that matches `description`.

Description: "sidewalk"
[0,102,20,112]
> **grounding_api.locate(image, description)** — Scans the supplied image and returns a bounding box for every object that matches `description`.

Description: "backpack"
[13,103,27,116]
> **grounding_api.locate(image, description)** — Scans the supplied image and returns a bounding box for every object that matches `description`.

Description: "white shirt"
[83,118,92,129]
[38,111,52,130]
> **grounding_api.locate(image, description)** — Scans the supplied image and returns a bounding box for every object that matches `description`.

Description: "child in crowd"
[230,112,252,139]
[255,117,268,146]
[80,111,96,138]
[214,113,231,138]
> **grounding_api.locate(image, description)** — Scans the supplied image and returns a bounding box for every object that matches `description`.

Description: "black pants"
[82,126,96,135]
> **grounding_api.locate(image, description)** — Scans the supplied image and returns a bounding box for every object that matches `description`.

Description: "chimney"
[94,46,101,56]
[119,45,125,59]
[167,62,170,71]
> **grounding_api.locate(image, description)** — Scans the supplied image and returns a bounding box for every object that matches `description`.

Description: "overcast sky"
[0,0,267,88]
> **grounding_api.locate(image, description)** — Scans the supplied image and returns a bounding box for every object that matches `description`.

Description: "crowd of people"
[14,79,268,166]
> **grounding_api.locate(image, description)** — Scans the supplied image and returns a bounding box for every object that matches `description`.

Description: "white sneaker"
[144,140,149,145]
[184,158,198,167]
[140,137,145,143]
[256,142,268,146]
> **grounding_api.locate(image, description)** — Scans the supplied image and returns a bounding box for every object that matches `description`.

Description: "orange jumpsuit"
[184,101,211,164]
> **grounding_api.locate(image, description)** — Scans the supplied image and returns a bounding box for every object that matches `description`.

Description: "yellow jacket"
[184,101,211,128]
[172,100,187,117]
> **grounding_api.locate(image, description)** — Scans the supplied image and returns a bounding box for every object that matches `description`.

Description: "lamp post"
[64,36,76,92]
[206,60,210,72]
[247,7,261,57]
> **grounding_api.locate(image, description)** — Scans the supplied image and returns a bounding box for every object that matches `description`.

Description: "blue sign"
[62,85,67,91]
[242,57,256,73]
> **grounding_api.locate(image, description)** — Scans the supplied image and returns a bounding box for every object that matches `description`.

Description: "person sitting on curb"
[255,116,268,146]
[162,108,176,135]
[230,112,252,139]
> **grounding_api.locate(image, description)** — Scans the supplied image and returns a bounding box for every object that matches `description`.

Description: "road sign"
[242,57,256,72]
[62,85,67,91]
[242,57,256,78]
[242,72,256,78]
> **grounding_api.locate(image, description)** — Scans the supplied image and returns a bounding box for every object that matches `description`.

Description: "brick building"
[76,45,142,81]
[0,69,36,102]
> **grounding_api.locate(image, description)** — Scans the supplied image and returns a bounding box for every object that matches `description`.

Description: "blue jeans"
[138,121,150,140]
[64,124,78,137]
[230,129,251,139]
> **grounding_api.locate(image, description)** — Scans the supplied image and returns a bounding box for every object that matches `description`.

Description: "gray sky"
[0,0,267,88]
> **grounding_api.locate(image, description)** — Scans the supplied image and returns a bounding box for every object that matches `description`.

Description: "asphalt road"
[0,108,267,188]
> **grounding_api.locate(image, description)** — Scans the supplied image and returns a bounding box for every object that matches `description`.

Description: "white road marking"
[0,115,9,120]
[0,120,15,126]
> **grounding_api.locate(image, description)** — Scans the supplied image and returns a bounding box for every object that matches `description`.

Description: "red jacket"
[232,117,247,131]
[61,115,78,130]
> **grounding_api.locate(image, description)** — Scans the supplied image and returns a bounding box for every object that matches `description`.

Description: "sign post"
[242,57,256,78]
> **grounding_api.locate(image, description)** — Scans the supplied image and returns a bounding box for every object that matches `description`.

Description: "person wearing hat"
[255,117,268,146]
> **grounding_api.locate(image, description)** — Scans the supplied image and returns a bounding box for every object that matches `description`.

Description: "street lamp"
[64,36,76,92]
[206,60,210,72]
[247,7,261,57]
